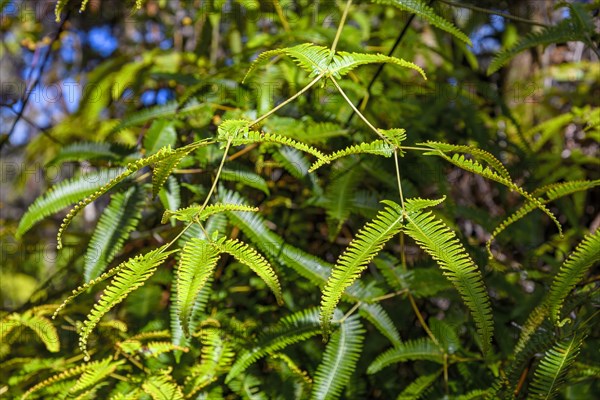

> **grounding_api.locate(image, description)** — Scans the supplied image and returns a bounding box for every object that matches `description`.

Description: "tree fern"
[243,43,426,81]
[78,246,176,359]
[176,238,221,336]
[372,0,471,44]
[545,230,600,326]
[16,168,124,239]
[320,200,404,337]
[162,203,258,224]
[488,8,595,74]
[84,186,145,281]
[226,308,321,383]
[402,199,494,355]
[488,180,600,256]
[310,315,365,400]
[367,338,445,374]
[529,333,585,399]
[213,237,283,305]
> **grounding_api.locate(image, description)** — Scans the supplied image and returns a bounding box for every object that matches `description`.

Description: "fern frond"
[225,308,321,383]
[425,151,562,238]
[529,334,585,399]
[79,247,176,360]
[421,141,510,179]
[84,186,145,281]
[70,358,124,394]
[430,318,460,354]
[16,168,124,239]
[271,353,313,385]
[546,230,600,326]
[309,140,394,172]
[142,372,184,400]
[320,200,404,337]
[358,303,402,347]
[176,238,221,336]
[323,164,363,239]
[213,237,283,305]
[162,203,258,224]
[397,371,441,400]
[372,0,471,44]
[487,180,599,256]
[488,17,593,74]
[244,43,427,81]
[310,315,365,400]
[367,338,444,374]
[142,341,189,358]
[2,311,60,353]
[185,328,234,397]
[378,128,407,148]
[22,361,92,399]
[48,141,137,166]
[402,199,494,355]
[220,168,270,195]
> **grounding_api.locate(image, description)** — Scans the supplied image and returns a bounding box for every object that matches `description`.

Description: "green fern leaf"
[488,17,592,74]
[79,246,176,360]
[529,334,585,399]
[323,164,364,239]
[358,303,402,347]
[373,0,471,44]
[213,237,283,305]
[367,338,444,374]
[70,357,124,394]
[48,141,137,166]
[22,362,93,399]
[84,186,145,281]
[546,230,600,326]
[226,308,321,383]
[320,200,404,337]
[142,373,184,400]
[16,169,125,239]
[402,199,494,355]
[330,51,426,79]
[162,203,259,224]
[425,151,562,238]
[309,140,394,172]
[397,371,441,400]
[310,315,365,400]
[176,238,221,336]
[488,180,600,257]
[2,311,60,353]
[220,168,270,195]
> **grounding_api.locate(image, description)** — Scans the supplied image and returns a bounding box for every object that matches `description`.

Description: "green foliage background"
[1,0,599,399]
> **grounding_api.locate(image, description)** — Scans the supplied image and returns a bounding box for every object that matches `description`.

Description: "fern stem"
[394,150,405,208]
[407,292,441,348]
[337,301,361,324]
[330,77,385,141]
[273,0,290,32]
[251,73,325,127]
[329,0,353,61]
[370,289,408,302]
[399,146,431,152]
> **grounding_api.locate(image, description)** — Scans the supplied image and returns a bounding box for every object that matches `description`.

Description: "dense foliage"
[1,0,599,399]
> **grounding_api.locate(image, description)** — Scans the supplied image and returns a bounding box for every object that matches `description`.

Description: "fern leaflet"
[309,140,394,172]
[142,373,184,400]
[70,357,124,394]
[367,338,444,374]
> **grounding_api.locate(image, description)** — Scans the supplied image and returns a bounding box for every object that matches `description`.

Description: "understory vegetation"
[1,0,599,398]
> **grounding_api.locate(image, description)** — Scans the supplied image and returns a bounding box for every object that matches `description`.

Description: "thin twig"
[329,0,353,61]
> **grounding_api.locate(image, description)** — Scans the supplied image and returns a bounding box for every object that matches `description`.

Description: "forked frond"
[16,168,125,239]
[162,203,258,224]
[487,180,599,257]
[402,199,494,355]
[530,333,585,399]
[425,151,562,238]
[225,308,321,383]
[79,246,176,359]
[546,230,600,326]
[372,0,471,44]
[213,237,283,305]
[358,303,402,347]
[84,186,145,281]
[367,338,444,374]
[309,140,394,172]
[176,238,221,336]
[310,315,365,400]
[320,200,404,337]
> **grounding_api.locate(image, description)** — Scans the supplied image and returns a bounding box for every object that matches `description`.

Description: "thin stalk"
[251,73,325,127]
[394,150,405,208]
[371,289,408,302]
[273,0,290,32]
[337,301,361,323]
[329,0,353,61]
[439,0,550,28]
